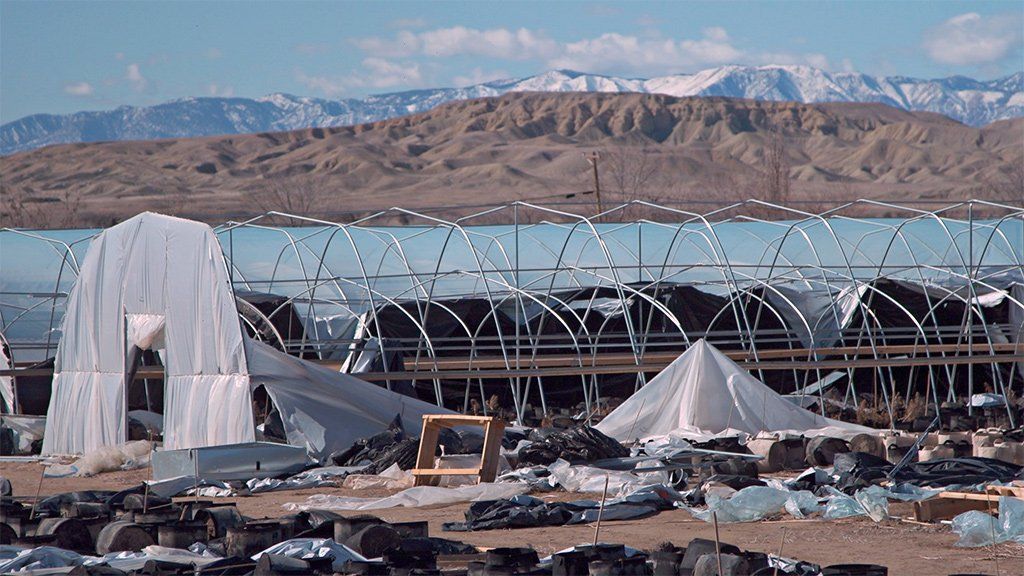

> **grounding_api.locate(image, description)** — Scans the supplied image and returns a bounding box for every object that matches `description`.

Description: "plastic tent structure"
[42,212,449,456]
[596,339,875,442]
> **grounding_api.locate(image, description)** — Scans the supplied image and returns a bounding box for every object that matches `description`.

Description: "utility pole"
[585,152,603,218]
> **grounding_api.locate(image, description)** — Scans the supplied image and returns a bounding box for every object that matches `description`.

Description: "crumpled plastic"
[145,475,233,498]
[252,538,366,571]
[688,485,820,523]
[283,481,530,511]
[820,485,888,521]
[94,545,223,571]
[636,434,695,458]
[342,463,415,490]
[951,496,1024,547]
[821,483,942,522]
[546,458,668,496]
[0,545,94,572]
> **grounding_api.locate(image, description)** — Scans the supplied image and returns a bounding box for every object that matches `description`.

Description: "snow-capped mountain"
[2,65,1021,155]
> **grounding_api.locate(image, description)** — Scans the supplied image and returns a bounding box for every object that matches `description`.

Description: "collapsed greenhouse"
[1,200,1022,451]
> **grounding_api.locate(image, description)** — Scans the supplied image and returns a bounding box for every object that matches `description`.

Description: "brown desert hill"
[1,92,1021,227]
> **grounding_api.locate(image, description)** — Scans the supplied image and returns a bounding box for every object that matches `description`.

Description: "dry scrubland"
[2,93,1021,227]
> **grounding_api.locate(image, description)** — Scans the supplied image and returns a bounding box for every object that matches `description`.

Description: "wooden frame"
[411,415,505,487]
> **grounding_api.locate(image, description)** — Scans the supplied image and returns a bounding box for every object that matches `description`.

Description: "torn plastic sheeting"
[546,458,668,496]
[283,481,530,511]
[820,486,888,521]
[252,538,366,571]
[247,465,360,493]
[93,545,223,571]
[951,496,1024,547]
[0,414,46,455]
[822,484,939,522]
[342,463,415,490]
[145,475,233,498]
[444,485,682,531]
[689,486,820,523]
[0,545,96,572]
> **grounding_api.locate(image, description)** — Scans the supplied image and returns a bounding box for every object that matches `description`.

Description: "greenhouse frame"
[2,199,1022,426]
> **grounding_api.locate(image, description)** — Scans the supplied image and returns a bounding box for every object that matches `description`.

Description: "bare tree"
[2,187,84,229]
[250,177,338,224]
[601,145,660,202]
[760,129,791,206]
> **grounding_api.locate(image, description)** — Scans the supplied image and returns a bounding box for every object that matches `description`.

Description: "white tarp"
[43,213,250,454]
[43,212,450,457]
[596,340,875,442]
[766,283,866,349]
[249,338,450,459]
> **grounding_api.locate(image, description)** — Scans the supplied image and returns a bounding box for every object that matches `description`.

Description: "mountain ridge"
[2,65,1021,155]
[3,92,1020,227]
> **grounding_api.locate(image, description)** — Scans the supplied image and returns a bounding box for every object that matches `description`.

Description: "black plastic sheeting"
[518,427,629,466]
[329,415,484,474]
[833,452,1023,492]
[442,494,664,532]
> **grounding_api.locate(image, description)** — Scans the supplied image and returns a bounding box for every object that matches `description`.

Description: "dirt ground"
[2,461,1022,575]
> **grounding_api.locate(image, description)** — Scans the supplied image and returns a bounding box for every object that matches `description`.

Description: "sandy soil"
[3,461,1022,575]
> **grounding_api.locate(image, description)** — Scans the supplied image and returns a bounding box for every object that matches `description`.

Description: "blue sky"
[1,0,1021,123]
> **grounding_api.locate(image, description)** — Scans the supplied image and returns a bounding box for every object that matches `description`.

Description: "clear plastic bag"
[951,496,1024,547]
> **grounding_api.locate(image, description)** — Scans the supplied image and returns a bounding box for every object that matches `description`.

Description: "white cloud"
[361,57,422,87]
[295,71,348,97]
[125,63,147,92]
[296,58,423,96]
[207,83,234,97]
[114,52,125,61]
[756,51,830,70]
[923,12,1023,65]
[64,82,94,96]
[550,29,742,75]
[349,25,841,85]
[354,26,559,60]
[355,26,755,77]
[453,67,510,87]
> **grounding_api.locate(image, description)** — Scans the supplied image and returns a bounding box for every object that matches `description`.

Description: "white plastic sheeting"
[42,212,450,457]
[766,284,866,349]
[283,482,530,511]
[951,495,1024,547]
[596,340,875,442]
[43,213,250,454]
[248,339,450,460]
[688,485,820,523]
[253,538,366,571]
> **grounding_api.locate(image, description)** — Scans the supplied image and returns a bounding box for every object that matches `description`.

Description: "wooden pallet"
[411,414,505,487]
[913,490,1019,522]
[986,485,1024,498]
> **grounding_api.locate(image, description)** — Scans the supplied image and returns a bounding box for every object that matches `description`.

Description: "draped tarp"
[249,339,449,459]
[596,340,875,442]
[43,213,251,454]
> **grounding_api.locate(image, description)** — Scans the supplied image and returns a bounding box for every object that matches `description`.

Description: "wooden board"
[913,497,991,522]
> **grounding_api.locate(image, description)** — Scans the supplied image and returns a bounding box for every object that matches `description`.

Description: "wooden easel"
[411,414,505,486]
